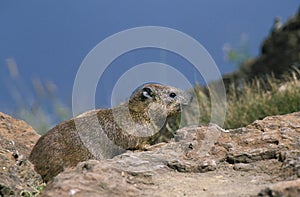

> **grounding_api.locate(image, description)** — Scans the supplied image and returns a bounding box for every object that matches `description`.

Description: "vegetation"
[20,183,46,197]
[195,70,300,129]
[4,59,71,134]
[223,33,251,68]
[4,57,300,133]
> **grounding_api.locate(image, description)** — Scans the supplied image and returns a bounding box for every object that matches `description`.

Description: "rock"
[251,10,300,79]
[223,9,300,89]
[257,179,300,197]
[0,112,40,158]
[0,112,43,196]
[41,112,300,196]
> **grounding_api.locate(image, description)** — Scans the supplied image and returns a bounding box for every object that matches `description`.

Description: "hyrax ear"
[141,87,154,99]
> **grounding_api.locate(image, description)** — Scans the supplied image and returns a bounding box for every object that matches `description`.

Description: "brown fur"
[29,83,191,182]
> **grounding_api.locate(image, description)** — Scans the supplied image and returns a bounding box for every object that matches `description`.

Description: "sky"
[0,1,299,115]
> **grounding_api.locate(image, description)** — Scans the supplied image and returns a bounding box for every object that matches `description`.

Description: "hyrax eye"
[169,92,177,98]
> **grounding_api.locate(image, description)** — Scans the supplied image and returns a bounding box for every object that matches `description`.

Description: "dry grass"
[193,71,300,129]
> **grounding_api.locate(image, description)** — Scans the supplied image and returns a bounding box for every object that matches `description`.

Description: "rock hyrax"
[29,83,191,182]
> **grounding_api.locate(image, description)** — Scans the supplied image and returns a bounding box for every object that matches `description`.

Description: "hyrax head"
[128,83,192,117]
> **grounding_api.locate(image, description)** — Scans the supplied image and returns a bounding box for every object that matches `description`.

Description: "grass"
[20,183,46,197]
[12,79,71,135]
[194,70,300,129]
[3,59,71,135]
[4,59,300,133]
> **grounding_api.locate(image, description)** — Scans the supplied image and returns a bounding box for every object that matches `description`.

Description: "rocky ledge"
[1,112,300,196]
[0,112,42,196]
[41,112,300,196]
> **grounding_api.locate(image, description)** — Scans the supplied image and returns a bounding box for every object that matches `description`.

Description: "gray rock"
[41,112,300,196]
[0,112,42,196]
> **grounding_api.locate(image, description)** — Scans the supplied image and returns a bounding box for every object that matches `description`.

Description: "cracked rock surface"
[0,112,42,196]
[41,112,300,197]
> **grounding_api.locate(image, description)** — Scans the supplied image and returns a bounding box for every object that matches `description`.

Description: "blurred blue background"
[0,1,298,127]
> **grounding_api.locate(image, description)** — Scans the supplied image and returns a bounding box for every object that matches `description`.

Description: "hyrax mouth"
[168,103,181,115]
[175,104,181,112]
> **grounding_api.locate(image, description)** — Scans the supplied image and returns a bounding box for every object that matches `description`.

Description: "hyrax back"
[29,83,191,182]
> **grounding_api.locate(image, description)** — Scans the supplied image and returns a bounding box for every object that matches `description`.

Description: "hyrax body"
[29,83,191,182]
